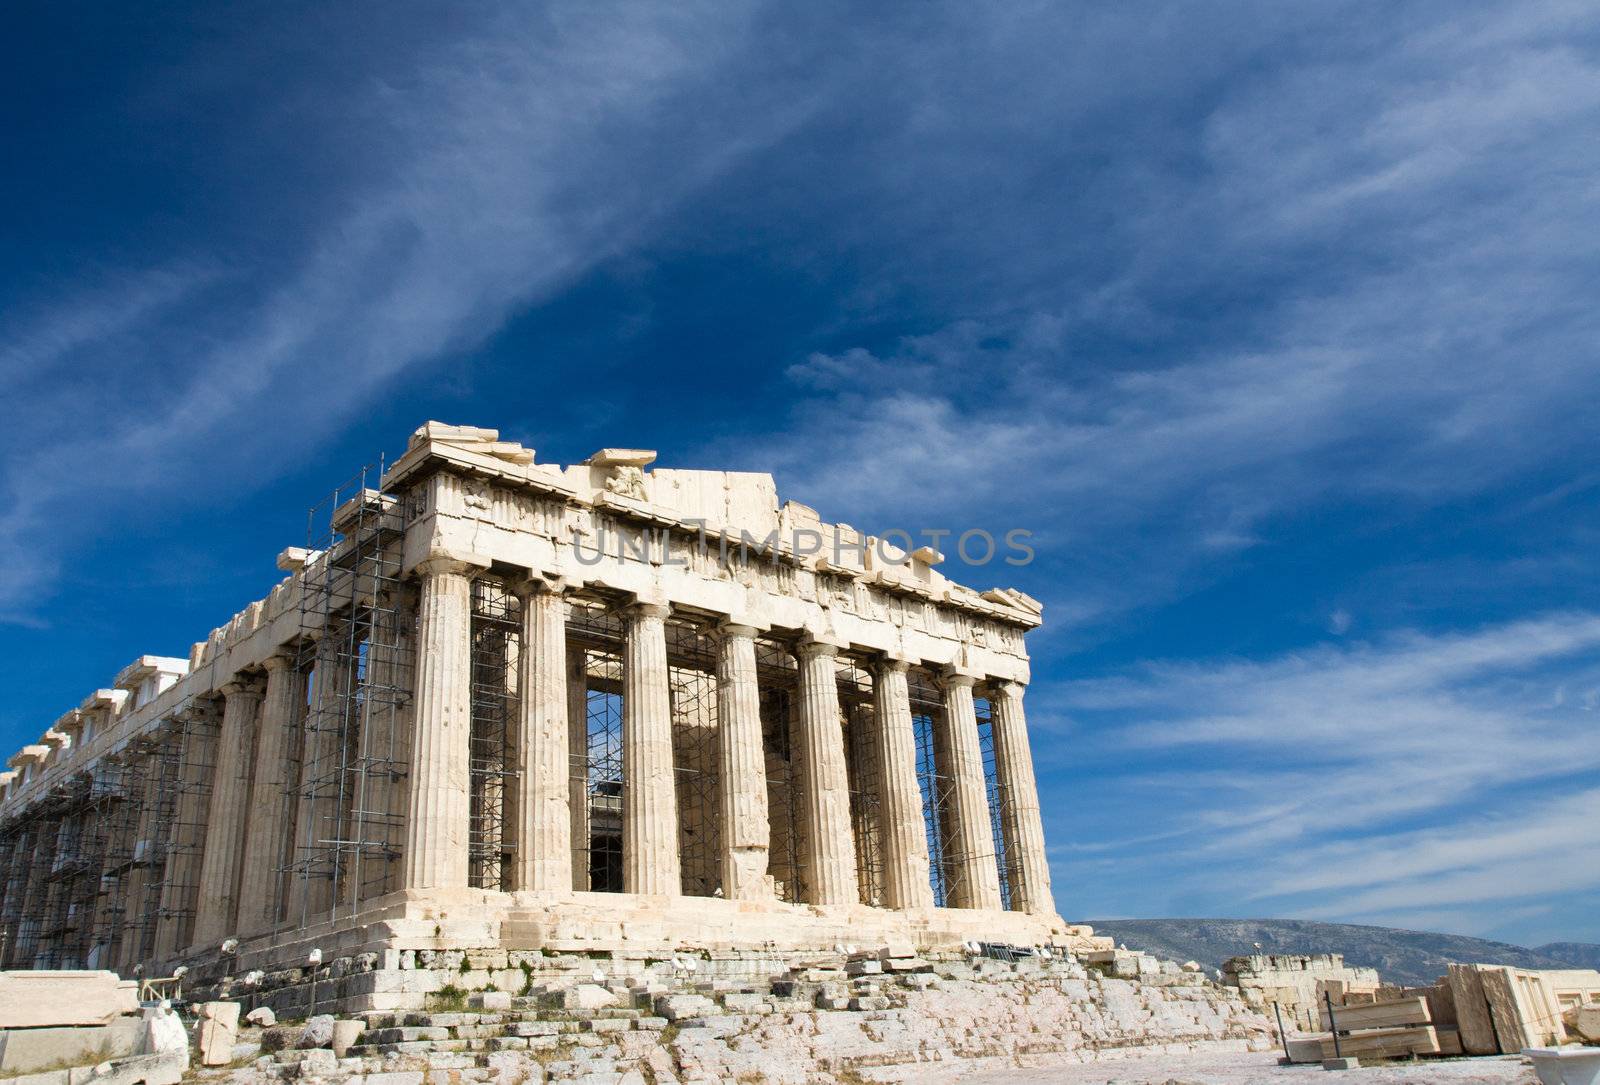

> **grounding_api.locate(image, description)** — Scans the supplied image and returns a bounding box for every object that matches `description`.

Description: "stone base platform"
[192,948,1275,1085]
[176,888,1100,1016]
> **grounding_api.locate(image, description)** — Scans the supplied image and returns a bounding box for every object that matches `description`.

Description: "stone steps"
[239,953,1266,1083]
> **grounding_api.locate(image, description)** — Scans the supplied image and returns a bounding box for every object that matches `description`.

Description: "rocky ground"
[195,948,1276,1083]
[928,1051,1538,1084]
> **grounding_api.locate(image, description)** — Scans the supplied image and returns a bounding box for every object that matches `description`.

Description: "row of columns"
[400,559,1055,918]
[1,556,1057,966]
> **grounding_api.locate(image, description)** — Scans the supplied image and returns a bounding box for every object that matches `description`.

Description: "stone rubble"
[188,950,1272,1085]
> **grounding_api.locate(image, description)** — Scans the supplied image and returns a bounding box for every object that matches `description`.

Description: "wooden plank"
[1480,966,1538,1052]
[1320,1025,1441,1061]
[1449,964,1499,1055]
[1322,996,1431,1032]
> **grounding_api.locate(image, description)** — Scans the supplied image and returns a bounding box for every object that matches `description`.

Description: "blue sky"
[3,2,1598,947]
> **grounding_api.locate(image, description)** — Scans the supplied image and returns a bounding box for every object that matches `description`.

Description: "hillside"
[1086,918,1600,988]
[1537,942,1600,970]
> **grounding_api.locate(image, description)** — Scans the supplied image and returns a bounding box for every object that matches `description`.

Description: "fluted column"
[514,578,572,891]
[567,651,590,889]
[403,557,475,890]
[872,658,933,910]
[794,640,858,906]
[237,654,304,933]
[988,681,1055,916]
[155,707,218,959]
[717,623,771,899]
[622,603,679,895]
[940,673,1004,910]
[117,746,162,972]
[192,678,265,946]
[293,642,347,916]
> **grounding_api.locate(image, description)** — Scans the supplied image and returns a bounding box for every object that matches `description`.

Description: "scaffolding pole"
[568,597,624,893]
[756,638,805,905]
[469,577,518,891]
[287,463,413,930]
[909,666,956,907]
[975,695,1014,910]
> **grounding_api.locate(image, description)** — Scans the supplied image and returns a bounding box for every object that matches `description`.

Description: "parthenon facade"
[0,423,1071,1007]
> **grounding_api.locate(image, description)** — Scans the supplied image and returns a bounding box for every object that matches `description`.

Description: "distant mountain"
[1538,942,1600,970]
[1086,918,1596,989]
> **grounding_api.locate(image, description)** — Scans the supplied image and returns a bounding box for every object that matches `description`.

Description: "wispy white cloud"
[0,2,822,621]
[737,4,1600,636]
[1055,613,1600,937]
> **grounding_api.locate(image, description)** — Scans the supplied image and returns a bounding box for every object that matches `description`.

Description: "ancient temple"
[0,423,1073,1009]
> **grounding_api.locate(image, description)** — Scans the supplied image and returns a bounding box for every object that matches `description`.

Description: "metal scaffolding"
[90,753,149,970]
[838,655,883,908]
[909,667,955,907]
[468,578,518,890]
[568,597,624,893]
[0,816,25,967]
[666,617,720,898]
[155,704,219,957]
[0,703,222,975]
[0,799,57,968]
[756,638,805,904]
[116,732,176,971]
[975,695,1014,910]
[287,464,413,927]
[35,769,120,969]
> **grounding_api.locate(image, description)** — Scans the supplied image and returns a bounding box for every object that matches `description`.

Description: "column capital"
[718,620,763,640]
[510,570,578,598]
[219,677,265,699]
[875,655,911,675]
[986,678,1027,699]
[795,637,840,660]
[262,650,296,673]
[626,600,672,621]
[940,667,980,689]
[176,702,221,726]
[415,554,481,578]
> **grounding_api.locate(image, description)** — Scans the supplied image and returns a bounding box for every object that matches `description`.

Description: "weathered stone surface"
[0,972,139,1029]
[298,1047,337,1074]
[0,1021,143,1074]
[330,1019,363,1057]
[569,984,620,1011]
[142,1004,189,1069]
[297,1013,335,1049]
[195,1001,242,1066]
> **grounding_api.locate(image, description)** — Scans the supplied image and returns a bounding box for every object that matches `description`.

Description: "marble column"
[155,707,218,959]
[403,557,475,890]
[16,817,57,965]
[988,681,1055,916]
[794,640,858,906]
[717,623,770,900]
[872,658,933,911]
[622,603,679,895]
[940,673,1003,910]
[88,760,135,968]
[237,653,304,934]
[567,651,590,889]
[514,578,572,891]
[118,744,163,972]
[293,642,346,916]
[846,701,883,906]
[192,678,265,946]
[0,831,21,968]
